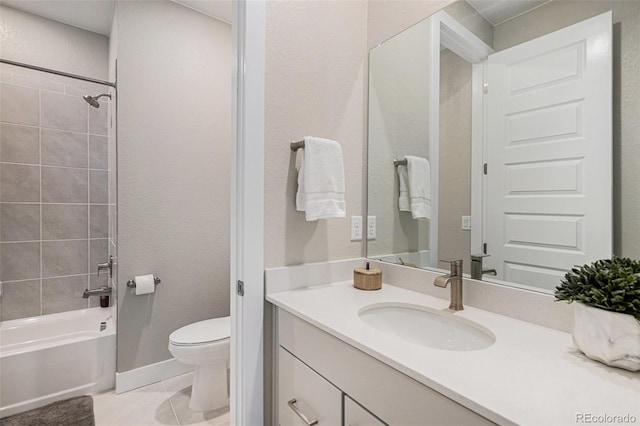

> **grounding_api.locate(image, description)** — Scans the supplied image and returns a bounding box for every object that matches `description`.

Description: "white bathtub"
[0,308,116,418]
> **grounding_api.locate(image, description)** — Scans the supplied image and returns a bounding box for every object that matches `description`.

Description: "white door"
[485,12,612,292]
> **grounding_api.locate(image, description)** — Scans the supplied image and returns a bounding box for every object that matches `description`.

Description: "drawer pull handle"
[287,398,319,426]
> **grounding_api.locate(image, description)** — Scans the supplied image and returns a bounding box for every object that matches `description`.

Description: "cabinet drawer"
[344,396,386,426]
[278,347,342,426]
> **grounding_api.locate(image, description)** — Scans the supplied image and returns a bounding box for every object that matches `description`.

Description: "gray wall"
[437,50,472,272]
[0,5,109,81]
[264,0,367,268]
[493,0,640,259]
[116,0,231,372]
[367,18,433,259]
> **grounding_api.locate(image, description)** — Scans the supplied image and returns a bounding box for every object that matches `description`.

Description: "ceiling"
[466,0,551,25]
[1,0,115,35]
[0,0,232,36]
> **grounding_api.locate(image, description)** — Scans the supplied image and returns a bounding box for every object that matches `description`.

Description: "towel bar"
[393,158,408,167]
[290,140,305,151]
[126,276,161,288]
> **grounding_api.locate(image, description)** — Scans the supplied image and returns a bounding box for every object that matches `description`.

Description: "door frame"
[231,1,265,425]
[430,12,493,261]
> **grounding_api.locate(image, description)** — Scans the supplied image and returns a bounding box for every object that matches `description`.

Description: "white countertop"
[267,281,640,426]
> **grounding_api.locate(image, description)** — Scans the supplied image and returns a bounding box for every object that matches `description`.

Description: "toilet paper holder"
[126,276,161,288]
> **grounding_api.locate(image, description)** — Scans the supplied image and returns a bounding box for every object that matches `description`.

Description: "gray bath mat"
[1,396,95,426]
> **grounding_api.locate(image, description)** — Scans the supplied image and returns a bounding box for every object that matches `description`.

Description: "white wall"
[0,5,109,81]
[264,0,368,268]
[116,0,232,372]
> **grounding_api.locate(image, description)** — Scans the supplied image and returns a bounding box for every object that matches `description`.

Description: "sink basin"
[358,303,495,351]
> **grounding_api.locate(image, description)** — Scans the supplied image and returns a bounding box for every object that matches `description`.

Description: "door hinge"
[237,280,244,296]
[483,163,488,175]
[483,82,488,94]
[483,243,488,254]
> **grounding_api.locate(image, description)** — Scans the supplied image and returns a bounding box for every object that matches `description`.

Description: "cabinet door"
[344,396,386,426]
[278,347,341,426]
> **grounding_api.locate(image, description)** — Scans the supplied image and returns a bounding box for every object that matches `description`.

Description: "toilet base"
[189,360,229,412]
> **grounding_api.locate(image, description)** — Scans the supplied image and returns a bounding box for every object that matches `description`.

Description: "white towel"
[397,164,410,212]
[296,136,346,221]
[406,156,431,219]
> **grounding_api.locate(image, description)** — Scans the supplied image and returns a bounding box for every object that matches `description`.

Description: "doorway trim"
[231,1,265,425]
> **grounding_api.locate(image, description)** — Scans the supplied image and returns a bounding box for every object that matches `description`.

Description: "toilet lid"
[169,317,230,345]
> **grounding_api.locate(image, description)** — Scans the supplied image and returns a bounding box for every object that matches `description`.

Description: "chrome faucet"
[470,254,497,280]
[97,255,114,277]
[434,259,464,311]
[82,286,112,298]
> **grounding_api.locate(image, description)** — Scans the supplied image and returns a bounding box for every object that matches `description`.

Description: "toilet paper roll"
[135,274,155,295]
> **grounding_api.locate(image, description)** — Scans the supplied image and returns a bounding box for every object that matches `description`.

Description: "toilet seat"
[169,317,230,346]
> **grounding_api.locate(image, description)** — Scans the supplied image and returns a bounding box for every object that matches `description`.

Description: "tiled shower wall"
[0,65,111,320]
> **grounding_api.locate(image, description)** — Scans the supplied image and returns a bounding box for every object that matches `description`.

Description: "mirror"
[366,0,639,294]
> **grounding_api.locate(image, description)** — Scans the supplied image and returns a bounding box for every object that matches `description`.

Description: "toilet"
[168,316,230,412]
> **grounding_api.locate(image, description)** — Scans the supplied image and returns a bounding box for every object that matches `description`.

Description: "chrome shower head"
[83,93,111,108]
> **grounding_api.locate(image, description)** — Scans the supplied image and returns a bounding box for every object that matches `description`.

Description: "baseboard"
[115,358,193,394]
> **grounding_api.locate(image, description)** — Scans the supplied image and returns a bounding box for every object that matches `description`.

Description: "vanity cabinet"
[278,347,342,425]
[344,396,386,426]
[275,308,494,426]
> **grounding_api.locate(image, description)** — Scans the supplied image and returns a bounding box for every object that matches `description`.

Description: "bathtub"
[0,307,116,418]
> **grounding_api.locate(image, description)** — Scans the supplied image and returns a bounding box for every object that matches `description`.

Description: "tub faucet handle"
[97,255,113,277]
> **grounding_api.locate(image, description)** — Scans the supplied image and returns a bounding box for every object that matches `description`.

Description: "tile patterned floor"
[93,373,230,426]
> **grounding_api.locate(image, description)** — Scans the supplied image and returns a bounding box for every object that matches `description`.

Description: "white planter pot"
[573,302,640,372]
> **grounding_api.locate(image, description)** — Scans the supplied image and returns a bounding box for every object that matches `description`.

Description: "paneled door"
[484,12,612,291]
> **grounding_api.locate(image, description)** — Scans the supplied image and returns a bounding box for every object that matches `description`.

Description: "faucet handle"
[471,254,490,262]
[439,259,463,275]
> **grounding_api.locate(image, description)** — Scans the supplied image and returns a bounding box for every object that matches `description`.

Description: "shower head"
[83,93,111,108]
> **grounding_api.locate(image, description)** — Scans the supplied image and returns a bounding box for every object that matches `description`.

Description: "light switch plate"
[462,215,472,231]
[351,216,362,241]
[367,216,376,240]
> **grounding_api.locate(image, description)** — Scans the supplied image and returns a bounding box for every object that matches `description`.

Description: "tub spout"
[83,286,112,298]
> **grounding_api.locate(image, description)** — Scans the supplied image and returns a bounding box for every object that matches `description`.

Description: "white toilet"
[168,316,230,412]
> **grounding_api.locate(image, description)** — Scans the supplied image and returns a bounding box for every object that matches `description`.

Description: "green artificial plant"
[555,257,640,322]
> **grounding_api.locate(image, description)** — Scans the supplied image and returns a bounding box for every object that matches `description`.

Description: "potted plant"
[555,257,640,372]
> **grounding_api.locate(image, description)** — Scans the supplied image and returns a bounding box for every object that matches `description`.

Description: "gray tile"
[0,83,39,126]
[64,81,108,97]
[0,163,40,202]
[0,242,40,281]
[41,166,87,203]
[41,91,88,133]
[13,72,65,93]
[0,203,40,241]
[42,204,88,240]
[90,239,108,276]
[42,275,88,314]
[41,128,88,168]
[90,170,108,204]
[90,205,108,238]
[0,123,40,164]
[89,102,108,136]
[0,280,41,321]
[42,240,88,277]
[89,135,108,170]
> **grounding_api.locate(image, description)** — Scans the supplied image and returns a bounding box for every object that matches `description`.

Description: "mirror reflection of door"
[484,12,613,291]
